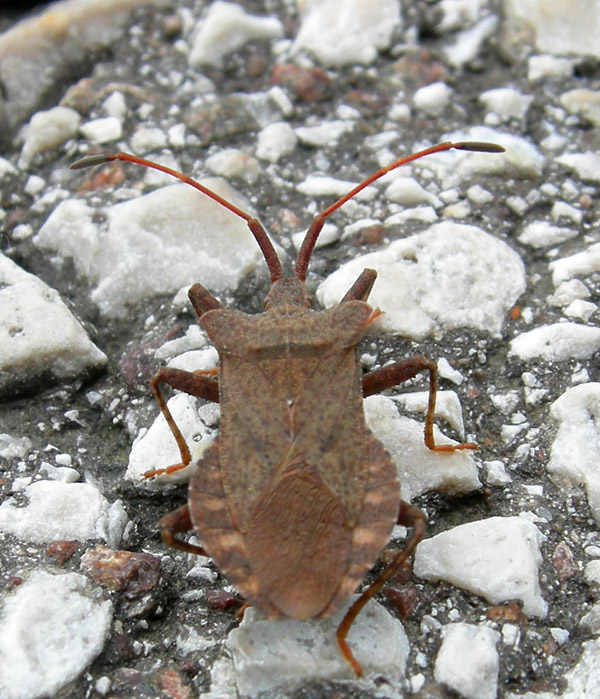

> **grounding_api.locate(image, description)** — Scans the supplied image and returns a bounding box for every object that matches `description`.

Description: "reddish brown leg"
[144,367,219,478]
[336,501,426,676]
[159,504,208,555]
[363,356,477,452]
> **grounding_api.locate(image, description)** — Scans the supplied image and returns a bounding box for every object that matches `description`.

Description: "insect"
[72,140,504,676]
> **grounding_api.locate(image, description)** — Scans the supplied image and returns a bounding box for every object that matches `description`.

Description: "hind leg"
[159,503,208,556]
[336,501,426,676]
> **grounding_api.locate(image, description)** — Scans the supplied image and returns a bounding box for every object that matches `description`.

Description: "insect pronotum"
[72,139,504,676]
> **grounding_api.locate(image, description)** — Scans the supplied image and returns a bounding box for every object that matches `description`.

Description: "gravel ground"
[1,1,600,698]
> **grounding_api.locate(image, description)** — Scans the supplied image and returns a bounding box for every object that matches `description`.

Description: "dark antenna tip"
[453,142,506,154]
[70,154,113,170]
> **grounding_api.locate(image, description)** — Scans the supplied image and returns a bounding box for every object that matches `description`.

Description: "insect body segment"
[72,140,503,676]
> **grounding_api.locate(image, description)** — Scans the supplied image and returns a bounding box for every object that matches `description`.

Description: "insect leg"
[336,500,426,677]
[158,503,208,556]
[144,367,219,478]
[362,356,477,451]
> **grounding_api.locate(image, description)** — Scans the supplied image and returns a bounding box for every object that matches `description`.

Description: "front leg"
[146,279,223,477]
[144,367,219,478]
[363,356,477,452]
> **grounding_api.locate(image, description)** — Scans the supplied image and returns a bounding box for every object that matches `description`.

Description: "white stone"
[414,516,547,617]
[227,598,408,695]
[18,106,81,169]
[437,0,485,32]
[102,91,127,119]
[385,206,438,226]
[480,87,533,122]
[517,221,577,248]
[297,175,375,201]
[36,179,269,318]
[11,224,32,242]
[539,182,560,198]
[467,184,493,205]
[0,570,112,699]
[384,177,443,208]
[434,623,500,699]
[0,480,127,547]
[580,603,600,634]
[549,279,591,309]
[389,103,411,123]
[156,334,212,369]
[267,86,293,118]
[364,129,398,151]
[443,14,498,68]
[203,655,239,699]
[317,223,525,340]
[0,254,107,391]
[564,299,596,322]
[550,628,570,645]
[34,198,100,275]
[560,89,600,127]
[293,0,401,67]
[166,347,219,375]
[509,323,600,361]
[550,243,600,286]
[154,325,211,361]
[130,126,168,154]
[256,121,297,163]
[0,433,31,460]
[79,116,122,144]
[24,174,45,196]
[506,195,529,217]
[549,383,600,525]
[295,120,355,148]
[443,200,470,217]
[167,123,186,149]
[490,391,520,415]
[343,218,380,239]
[551,202,582,226]
[528,55,576,81]
[205,148,259,183]
[189,1,283,69]
[485,460,512,485]
[38,461,80,483]
[437,357,464,385]
[30,187,70,213]
[95,677,112,696]
[585,560,600,586]
[364,395,480,502]
[413,82,453,116]
[292,223,340,252]
[556,152,600,184]
[127,393,219,485]
[505,0,600,58]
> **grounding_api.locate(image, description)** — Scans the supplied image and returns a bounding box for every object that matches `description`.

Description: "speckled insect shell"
[188,299,400,620]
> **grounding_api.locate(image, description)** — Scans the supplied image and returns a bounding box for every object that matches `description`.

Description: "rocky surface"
[1,0,600,697]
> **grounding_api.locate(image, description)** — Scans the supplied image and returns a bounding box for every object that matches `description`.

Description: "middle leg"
[363,356,477,452]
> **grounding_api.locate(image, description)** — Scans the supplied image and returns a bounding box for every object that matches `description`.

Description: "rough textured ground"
[1,1,600,698]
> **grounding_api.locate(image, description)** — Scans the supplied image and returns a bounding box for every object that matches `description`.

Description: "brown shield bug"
[72,140,504,676]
